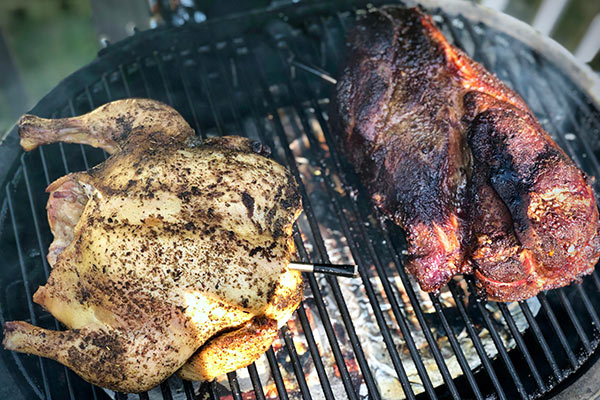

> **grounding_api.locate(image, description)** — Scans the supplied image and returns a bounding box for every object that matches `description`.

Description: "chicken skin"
[3,99,304,392]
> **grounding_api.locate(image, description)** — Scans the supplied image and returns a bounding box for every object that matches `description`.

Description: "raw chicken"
[3,99,304,392]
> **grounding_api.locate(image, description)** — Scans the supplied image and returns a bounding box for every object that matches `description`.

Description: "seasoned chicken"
[3,99,304,392]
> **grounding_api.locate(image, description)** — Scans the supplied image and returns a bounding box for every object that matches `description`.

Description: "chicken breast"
[3,99,304,392]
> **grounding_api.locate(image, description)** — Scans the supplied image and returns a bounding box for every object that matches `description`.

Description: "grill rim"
[0,1,600,399]
[411,0,600,106]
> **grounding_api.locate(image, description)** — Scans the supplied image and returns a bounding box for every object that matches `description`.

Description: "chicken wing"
[4,99,303,392]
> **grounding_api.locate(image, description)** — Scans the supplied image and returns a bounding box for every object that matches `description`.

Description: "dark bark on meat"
[466,93,600,300]
[331,6,600,300]
[330,6,473,292]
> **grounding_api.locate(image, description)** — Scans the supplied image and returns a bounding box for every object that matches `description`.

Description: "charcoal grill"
[2,1,600,399]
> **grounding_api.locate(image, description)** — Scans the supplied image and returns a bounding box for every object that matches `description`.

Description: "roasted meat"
[3,99,304,392]
[331,6,600,300]
[330,6,472,292]
[467,93,600,300]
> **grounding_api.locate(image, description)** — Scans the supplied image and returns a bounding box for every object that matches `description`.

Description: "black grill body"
[1,1,600,399]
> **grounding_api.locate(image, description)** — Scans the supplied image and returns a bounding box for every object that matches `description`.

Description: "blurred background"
[0,0,599,136]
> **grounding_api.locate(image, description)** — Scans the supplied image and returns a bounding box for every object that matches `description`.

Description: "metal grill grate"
[1,1,600,399]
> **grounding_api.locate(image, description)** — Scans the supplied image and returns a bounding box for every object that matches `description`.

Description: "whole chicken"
[2,99,304,392]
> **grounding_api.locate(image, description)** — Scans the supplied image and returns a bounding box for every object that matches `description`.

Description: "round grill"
[1,1,600,399]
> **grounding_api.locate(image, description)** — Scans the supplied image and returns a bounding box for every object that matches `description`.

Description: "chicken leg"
[4,99,304,392]
[18,98,193,153]
[179,316,279,381]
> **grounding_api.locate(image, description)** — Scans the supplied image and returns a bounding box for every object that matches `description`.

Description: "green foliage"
[0,0,98,133]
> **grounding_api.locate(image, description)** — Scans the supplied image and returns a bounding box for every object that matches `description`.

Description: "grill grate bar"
[429,296,484,399]
[498,303,546,390]
[447,282,508,400]
[226,372,243,400]
[20,154,85,400]
[276,41,441,398]
[5,184,53,400]
[196,56,225,136]
[102,75,113,102]
[246,44,368,400]
[518,301,562,380]
[174,53,204,138]
[537,293,579,368]
[199,381,220,400]
[37,147,51,186]
[138,392,150,400]
[213,47,245,135]
[67,100,91,171]
[556,290,592,352]
[153,53,174,106]
[118,65,132,97]
[592,270,600,292]
[576,285,600,340]
[182,380,196,400]
[247,363,267,400]
[464,280,528,399]
[294,302,335,400]
[20,157,51,282]
[223,39,337,400]
[265,348,290,400]
[57,142,70,174]
[245,363,263,400]
[281,326,313,400]
[159,381,174,400]
[136,58,153,106]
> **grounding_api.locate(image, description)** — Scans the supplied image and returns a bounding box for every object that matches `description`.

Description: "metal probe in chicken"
[2,99,304,392]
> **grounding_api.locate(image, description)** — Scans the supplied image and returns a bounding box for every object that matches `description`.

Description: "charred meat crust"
[331,6,472,292]
[5,98,304,392]
[332,6,600,299]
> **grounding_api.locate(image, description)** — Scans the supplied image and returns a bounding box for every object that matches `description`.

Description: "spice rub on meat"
[3,99,304,392]
[331,6,472,292]
[331,6,600,300]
